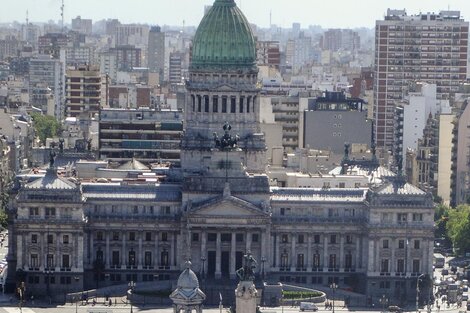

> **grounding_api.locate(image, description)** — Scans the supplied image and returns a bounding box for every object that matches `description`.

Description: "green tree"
[435,204,450,240]
[446,204,470,255]
[0,191,8,229]
[30,112,62,145]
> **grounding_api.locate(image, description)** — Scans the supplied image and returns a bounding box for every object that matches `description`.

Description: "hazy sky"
[2,0,470,29]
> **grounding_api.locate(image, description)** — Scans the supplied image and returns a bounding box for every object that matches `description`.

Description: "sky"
[1,0,470,29]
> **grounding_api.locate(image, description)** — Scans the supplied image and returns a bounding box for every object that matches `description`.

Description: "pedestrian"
[109,299,112,306]
[31,295,34,305]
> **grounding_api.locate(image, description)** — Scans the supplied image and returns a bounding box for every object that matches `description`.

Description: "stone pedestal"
[235,280,258,313]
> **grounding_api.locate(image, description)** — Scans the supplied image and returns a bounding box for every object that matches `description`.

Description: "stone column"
[17,234,23,269]
[367,239,374,272]
[56,232,60,270]
[391,238,395,274]
[201,231,207,273]
[323,235,329,271]
[154,231,159,268]
[138,233,143,269]
[290,234,296,271]
[355,238,360,269]
[77,234,84,270]
[170,232,175,268]
[122,233,126,267]
[90,232,94,266]
[215,232,222,279]
[339,234,344,270]
[275,234,280,268]
[105,232,110,268]
[41,232,45,269]
[307,234,312,270]
[406,238,411,273]
[230,233,236,279]
[375,239,380,273]
[245,231,252,252]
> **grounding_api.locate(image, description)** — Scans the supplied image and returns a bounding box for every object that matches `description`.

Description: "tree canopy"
[446,204,470,255]
[30,112,61,145]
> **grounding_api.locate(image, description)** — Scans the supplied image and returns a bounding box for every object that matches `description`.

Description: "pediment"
[217,84,236,92]
[187,196,270,218]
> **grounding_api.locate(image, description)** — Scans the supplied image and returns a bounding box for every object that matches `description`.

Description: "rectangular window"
[236,233,244,242]
[208,233,217,242]
[31,234,38,244]
[397,213,407,223]
[47,254,54,269]
[145,232,152,241]
[346,235,353,244]
[345,253,353,269]
[240,97,245,113]
[144,251,152,266]
[397,259,405,273]
[281,234,288,243]
[30,254,38,268]
[414,240,420,249]
[45,207,56,218]
[62,255,70,268]
[213,96,219,112]
[113,232,119,241]
[161,232,168,242]
[314,235,320,244]
[29,207,39,217]
[298,234,305,244]
[192,233,199,242]
[97,232,104,241]
[204,96,209,112]
[329,254,337,269]
[297,254,305,269]
[398,240,405,249]
[230,97,236,113]
[221,233,231,242]
[128,251,136,266]
[129,232,136,241]
[330,235,337,244]
[252,233,259,242]
[47,234,54,244]
[412,213,423,222]
[222,97,227,113]
[313,253,320,268]
[383,239,389,249]
[112,251,120,266]
[63,235,69,244]
[412,259,420,273]
[381,259,389,273]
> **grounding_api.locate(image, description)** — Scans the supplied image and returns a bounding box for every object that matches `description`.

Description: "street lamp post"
[330,283,338,313]
[128,281,136,313]
[201,256,206,281]
[416,274,425,313]
[261,256,267,281]
[74,276,80,313]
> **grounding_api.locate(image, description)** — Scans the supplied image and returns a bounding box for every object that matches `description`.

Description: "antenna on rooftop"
[60,0,65,33]
[26,10,29,26]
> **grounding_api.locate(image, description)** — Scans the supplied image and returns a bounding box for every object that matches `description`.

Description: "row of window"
[279,234,355,245]
[28,275,76,285]
[29,254,70,269]
[380,258,421,273]
[279,252,354,269]
[382,239,421,249]
[31,234,70,245]
[191,95,255,114]
[280,207,358,216]
[384,212,424,223]
[95,249,169,267]
[96,231,171,242]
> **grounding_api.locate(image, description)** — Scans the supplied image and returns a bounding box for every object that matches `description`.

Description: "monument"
[235,252,259,313]
[170,261,206,313]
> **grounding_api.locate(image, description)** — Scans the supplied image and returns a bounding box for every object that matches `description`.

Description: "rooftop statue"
[236,251,257,282]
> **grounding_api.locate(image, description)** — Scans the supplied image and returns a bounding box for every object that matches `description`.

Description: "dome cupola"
[190,0,257,72]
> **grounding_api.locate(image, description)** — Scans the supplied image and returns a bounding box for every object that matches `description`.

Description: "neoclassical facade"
[6,0,434,305]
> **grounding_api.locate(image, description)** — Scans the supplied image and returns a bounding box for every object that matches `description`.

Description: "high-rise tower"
[374,10,468,149]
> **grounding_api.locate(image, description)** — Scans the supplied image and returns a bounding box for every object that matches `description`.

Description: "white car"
[300,302,318,312]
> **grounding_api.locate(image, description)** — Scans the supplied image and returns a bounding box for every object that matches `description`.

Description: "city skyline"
[1,0,470,29]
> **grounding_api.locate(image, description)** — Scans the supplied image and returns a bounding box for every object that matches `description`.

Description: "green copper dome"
[191,0,257,72]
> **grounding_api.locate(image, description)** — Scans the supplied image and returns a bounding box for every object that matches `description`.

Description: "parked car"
[462,294,468,301]
[442,269,449,275]
[388,306,403,313]
[300,302,318,312]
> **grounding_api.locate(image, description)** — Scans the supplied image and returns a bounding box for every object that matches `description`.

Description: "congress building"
[6,0,434,305]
